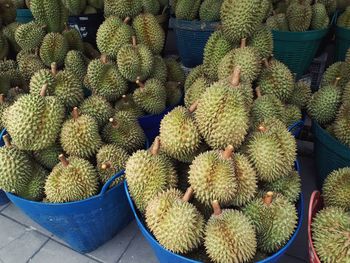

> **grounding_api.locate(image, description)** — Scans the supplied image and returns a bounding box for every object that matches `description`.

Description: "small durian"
[289,80,312,109]
[199,0,222,21]
[175,0,201,20]
[333,103,350,147]
[247,25,273,60]
[322,61,350,89]
[16,50,46,82]
[15,21,46,51]
[33,144,62,170]
[104,0,142,19]
[39,32,69,67]
[165,57,185,84]
[64,50,90,82]
[114,94,144,118]
[184,65,206,91]
[184,77,211,109]
[311,2,330,30]
[286,0,312,32]
[284,104,303,127]
[165,81,183,107]
[149,55,168,83]
[62,26,84,52]
[141,0,160,15]
[266,13,289,31]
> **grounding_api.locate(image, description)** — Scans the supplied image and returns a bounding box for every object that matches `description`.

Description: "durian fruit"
[87,55,128,101]
[62,27,84,52]
[337,0,350,11]
[149,55,167,83]
[289,80,312,109]
[260,0,273,21]
[133,77,167,114]
[96,16,134,59]
[104,0,142,19]
[286,0,312,31]
[165,57,185,84]
[0,94,10,130]
[4,85,65,151]
[333,103,350,147]
[199,0,222,22]
[15,21,46,51]
[60,107,102,158]
[189,145,238,206]
[146,187,205,253]
[141,0,160,15]
[175,0,201,20]
[133,13,165,55]
[80,95,114,128]
[40,33,69,67]
[114,94,144,118]
[125,137,178,212]
[220,0,263,43]
[203,31,232,80]
[217,39,261,83]
[117,36,154,82]
[62,0,87,15]
[165,81,182,107]
[284,104,302,127]
[319,0,337,15]
[266,13,289,31]
[323,167,350,211]
[45,154,99,203]
[0,134,32,194]
[258,59,294,102]
[184,77,211,109]
[321,61,350,89]
[307,78,342,125]
[3,22,21,53]
[159,106,201,162]
[19,162,48,201]
[195,77,249,149]
[205,201,257,263]
[102,111,146,153]
[30,0,68,33]
[312,207,350,263]
[64,50,90,81]
[96,144,130,186]
[247,25,273,60]
[33,143,62,170]
[184,65,206,91]
[311,2,330,30]
[17,50,46,82]
[243,192,298,253]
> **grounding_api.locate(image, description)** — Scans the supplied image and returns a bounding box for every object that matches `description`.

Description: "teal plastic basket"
[16,9,33,23]
[335,25,350,61]
[272,28,329,79]
[312,121,350,189]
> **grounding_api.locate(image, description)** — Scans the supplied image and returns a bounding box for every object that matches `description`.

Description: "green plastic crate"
[335,25,350,61]
[272,28,329,79]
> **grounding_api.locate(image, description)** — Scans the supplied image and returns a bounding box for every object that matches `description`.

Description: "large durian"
[39,33,69,67]
[80,95,114,128]
[199,0,222,21]
[286,0,312,32]
[15,21,46,51]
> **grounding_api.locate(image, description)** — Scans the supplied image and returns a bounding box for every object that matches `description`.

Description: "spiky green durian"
[165,81,182,107]
[289,80,312,109]
[260,0,273,20]
[217,41,261,83]
[319,0,337,15]
[102,111,146,153]
[45,155,99,203]
[203,31,232,80]
[62,27,84,52]
[286,1,312,31]
[114,94,144,118]
[284,104,302,127]
[40,33,69,67]
[125,138,178,212]
[175,0,201,20]
[184,77,210,109]
[60,107,102,158]
[220,0,262,43]
[195,80,249,149]
[184,65,206,91]
[321,61,350,88]
[87,55,128,101]
[312,207,350,263]
[243,192,298,253]
[311,3,329,30]
[30,0,68,32]
[34,144,62,170]
[336,0,350,11]
[338,7,350,28]
[133,78,167,114]
[141,0,160,14]
[258,59,294,102]
[16,51,46,82]
[247,25,273,59]
[205,202,257,263]
[64,50,90,81]
[323,167,350,211]
[149,55,168,83]
[133,13,165,55]
[333,103,350,147]
[0,95,10,130]
[96,16,134,59]
[80,95,114,128]
[199,0,222,21]
[0,135,32,194]
[62,0,87,15]
[96,144,130,186]
[165,57,185,83]
[104,0,142,19]
[15,21,46,51]
[3,22,21,53]
[266,13,289,31]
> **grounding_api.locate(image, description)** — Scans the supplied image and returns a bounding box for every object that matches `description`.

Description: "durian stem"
[189,101,198,113]
[230,66,241,87]
[150,137,160,155]
[124,17,131,24]
[258,125,267,132]
[59,154,69,167]
[182,187,194,202]
[72,107,80,120]
[212,200,222,216]
[263,58,270,68]
[222,145,234,160]
[240,38,247,48]
[101,162,112,170]
[109,118,119,128]
[0,94,4,104]
[136,77,145,90]
[256,87,262,98]
[132,36,137,47]
[40,84,48,97]
[51,62,57,76]
[100,54,107,64]
[3,135,11,148]
[263,191,274,205]
[334,77,341,87]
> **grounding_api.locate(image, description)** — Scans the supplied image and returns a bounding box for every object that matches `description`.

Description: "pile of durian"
[307,48,350,148]
[173,0,223,22]
[311,167,350,263]
[267,0,332,31]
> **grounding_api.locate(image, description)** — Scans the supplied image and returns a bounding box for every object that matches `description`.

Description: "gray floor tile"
[1,204,53,237]
[0,202,10,212]
[0,214,27,248]
[118,232,158,263]
[88,221,139,263]
[0,229,49,263]
[30,240,98,263]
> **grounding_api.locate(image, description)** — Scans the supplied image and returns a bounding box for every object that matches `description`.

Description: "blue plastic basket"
[288,119,305,138]
[6,171,133,253]
[124,161,304,263]
[0,129,10,206]
[16,9,33,23]
[170,17,219,68]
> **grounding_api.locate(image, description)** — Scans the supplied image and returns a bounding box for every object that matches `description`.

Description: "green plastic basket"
[312,121,350,189]
[272,28,329,79]
[16,9,33,23]
[335,25,350,61]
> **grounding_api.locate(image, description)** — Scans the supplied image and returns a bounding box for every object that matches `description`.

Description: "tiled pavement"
[0,140,315,263]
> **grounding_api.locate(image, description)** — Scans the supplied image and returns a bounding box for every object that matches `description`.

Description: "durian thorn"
[189,101,198,113]
[100,54,108,64]
[72,107,80,120]
[136,77,145,90]
[0,94,4,104]
[40,84,48,97]
[51,62,58,76]
[212,200,222,216]
[182,187,194,202]
[263,191,274,205]
[101,162,112,170]
[230,66,241,87]
[263,58,270,68]
[3,135,11,148]
[222,145,234,160]
[240,38,247,48]
[132,36,137,47]
[256,87,262,98]
[258,125,267,132]
[59,154,69,167]
[334,77,341,87]
[150,137,160,155]
[109,118,119,128]
[123,17,131,24]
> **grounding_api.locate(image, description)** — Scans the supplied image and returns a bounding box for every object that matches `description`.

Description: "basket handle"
[99,170,125,195]
[288,120,304,132]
